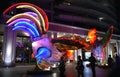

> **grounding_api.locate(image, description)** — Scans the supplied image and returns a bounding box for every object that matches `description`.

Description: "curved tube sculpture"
[3,2,61,70]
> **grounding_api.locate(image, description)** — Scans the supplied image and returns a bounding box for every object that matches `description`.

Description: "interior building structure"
[0,22,119,66]
[0,0,120,66]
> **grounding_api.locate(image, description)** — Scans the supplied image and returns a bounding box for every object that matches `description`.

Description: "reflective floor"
[0,61,109,77]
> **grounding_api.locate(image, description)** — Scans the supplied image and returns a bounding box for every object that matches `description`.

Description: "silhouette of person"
[107,55,114,70]
[76,55,84,77]
[115,54,120,65]
[89,53,96,77]
[59,56,66,77]
[107,55,120,77]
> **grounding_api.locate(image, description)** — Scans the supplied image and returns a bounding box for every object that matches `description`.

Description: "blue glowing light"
[14,21,40,37]
[12,26,36,38]
[35,47,51,64]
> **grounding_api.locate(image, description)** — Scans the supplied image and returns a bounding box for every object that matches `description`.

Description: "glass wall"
[15,36,34,64]
[0,35,3,62]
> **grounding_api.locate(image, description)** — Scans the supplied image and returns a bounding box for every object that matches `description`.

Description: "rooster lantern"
[3,2,62,70]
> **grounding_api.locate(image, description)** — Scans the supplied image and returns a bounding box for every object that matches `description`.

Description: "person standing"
[115,54,120,65]
[107,54,120,77]
[107,55,114,70]
[58,56,66,77]
[89,53,96,77]
[76,55,84,77]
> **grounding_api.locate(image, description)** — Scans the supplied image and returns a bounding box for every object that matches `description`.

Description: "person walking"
[89,53,96,77]
[76,55,84,77]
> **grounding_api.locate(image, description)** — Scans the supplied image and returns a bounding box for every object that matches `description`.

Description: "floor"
[0,61,110,77]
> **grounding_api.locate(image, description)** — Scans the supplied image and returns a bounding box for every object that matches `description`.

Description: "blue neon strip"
[14,21,40,37]
[35,47,51,60]
[12,26,36,38]
[37,59,41,64]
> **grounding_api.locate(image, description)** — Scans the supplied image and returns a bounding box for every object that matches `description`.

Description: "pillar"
[116,40,120,55]
[53,32,57,39]
[105,43,113,63]
[74,50,78,62]
[47,31,52,38]
[2,26,16,67]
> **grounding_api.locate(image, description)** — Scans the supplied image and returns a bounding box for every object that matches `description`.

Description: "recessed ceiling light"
[98,17,104,21]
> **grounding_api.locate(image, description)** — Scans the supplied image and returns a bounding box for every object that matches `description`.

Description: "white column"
[74,50,78,62]
[107,43,113,56]
[104,43,110,63]
[78,49,82,59]
[74,49,83,62]
[116,40,120,55]
[2,26,16,67]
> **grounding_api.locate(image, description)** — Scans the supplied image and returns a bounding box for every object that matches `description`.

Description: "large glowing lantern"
[87,28,97,44]
[3,2,54,68]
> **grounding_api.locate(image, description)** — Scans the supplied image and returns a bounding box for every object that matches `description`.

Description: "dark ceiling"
[0,0,120,36]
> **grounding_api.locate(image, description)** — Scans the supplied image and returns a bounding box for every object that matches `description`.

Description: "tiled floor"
[0,61,109,77]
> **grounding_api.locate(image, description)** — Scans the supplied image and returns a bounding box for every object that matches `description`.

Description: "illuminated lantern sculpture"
[86,26,114,50]
[3,2,62,70]
[87,28,97,44]
[86,26,114,61]
[101,26,114,48]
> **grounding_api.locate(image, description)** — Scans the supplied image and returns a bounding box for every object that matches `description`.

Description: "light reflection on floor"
[0,61,108,77]
[52,72,58,77]
[83,61,92,77]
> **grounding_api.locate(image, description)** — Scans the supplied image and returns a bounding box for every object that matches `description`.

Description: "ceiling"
[0,0,120,38]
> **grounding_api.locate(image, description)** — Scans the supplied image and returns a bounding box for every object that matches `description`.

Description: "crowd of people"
[58,53,96,77]
[58,53,120,77]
